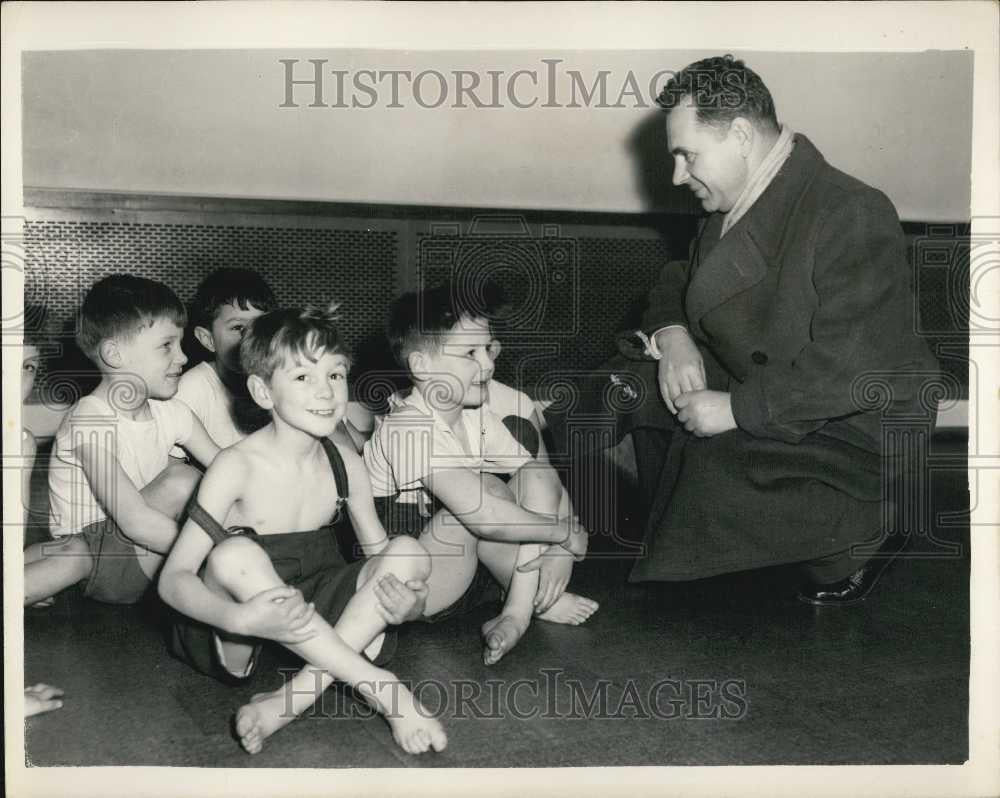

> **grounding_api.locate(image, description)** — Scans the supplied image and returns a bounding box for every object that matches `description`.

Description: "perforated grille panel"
[413,224,682,394]
[20,202,968,408]
[23,219,398,354]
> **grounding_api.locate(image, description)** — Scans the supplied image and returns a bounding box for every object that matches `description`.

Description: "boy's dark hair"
[190,268,277,330]
[23,304,49,349]
[76,275,186,361]
[656,54,779,133]
[240,303,350,382]
[387,279,504,371]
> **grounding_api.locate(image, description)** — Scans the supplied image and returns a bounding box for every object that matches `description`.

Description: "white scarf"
[720,124,795,238]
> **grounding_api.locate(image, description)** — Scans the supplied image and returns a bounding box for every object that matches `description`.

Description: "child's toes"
[430,726,448,752]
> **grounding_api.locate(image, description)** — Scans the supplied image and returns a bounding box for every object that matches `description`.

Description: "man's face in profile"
[666,99,748,213]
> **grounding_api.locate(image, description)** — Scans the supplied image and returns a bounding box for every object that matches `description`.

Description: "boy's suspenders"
[320,437,350,506]
[186,499,236,547]
[187,438,350,546]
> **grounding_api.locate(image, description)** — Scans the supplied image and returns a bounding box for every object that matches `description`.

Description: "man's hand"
[373,574,429,624]
[517,545,574,614]
[674,390,737,437]
[238,585,317,644]
[656,328,706,413]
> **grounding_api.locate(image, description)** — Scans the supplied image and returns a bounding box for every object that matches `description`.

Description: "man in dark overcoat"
[548,55,940,604]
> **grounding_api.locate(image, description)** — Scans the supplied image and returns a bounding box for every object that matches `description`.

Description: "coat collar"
[685,134,827,328]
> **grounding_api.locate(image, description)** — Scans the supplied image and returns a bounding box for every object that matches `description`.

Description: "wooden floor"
[22,434,969,768]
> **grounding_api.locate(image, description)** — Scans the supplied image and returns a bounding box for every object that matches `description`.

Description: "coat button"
[751,350,768,365]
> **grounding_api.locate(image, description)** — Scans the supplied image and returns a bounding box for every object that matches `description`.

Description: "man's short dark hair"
[190,268,277,330]
[76,275,186,361]
[387,279,504,371]
[657,55,779,132]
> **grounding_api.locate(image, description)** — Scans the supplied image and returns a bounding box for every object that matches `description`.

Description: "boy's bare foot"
[481,613,529,665]
[235,687,297,754]
[535,592,599,625]
[359,673,448,755]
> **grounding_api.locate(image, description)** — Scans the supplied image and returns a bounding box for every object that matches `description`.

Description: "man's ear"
[193,326,216,353]
[246,374,273,410]
[730,116,754,155]
[98,339,123,370]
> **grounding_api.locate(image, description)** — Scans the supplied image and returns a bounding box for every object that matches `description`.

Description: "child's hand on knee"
[239,586,317,643]
[518,545,574,613]
[373,574,429,624]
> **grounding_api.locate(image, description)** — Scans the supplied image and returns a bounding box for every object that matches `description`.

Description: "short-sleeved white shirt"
[484,379,536,423]
[172,361,244,453]
[48,394,194,536]
[363,385,532,507]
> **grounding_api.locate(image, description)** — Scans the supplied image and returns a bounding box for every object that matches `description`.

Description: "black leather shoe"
[797,534,908,607]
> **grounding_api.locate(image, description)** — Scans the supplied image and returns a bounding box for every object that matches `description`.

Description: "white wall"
[22,49,972,221]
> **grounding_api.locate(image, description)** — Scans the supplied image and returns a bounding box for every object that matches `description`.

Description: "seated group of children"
[22,268,598,756]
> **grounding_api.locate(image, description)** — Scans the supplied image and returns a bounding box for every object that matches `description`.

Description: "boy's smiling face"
[198,301,269,375]
[256,348,349,437]
[417,316,497,411]
[114,317,188,400]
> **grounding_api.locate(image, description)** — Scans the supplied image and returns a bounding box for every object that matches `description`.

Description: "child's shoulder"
[68,392,114,419]
[204,438,255,479]
[177,360,213,387]
[382,389,434,423]
[147,395,196,430]
[332,437,366,474]
[487,380,534,420]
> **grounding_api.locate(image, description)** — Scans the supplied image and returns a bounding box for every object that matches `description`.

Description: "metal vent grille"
[23,219,398,354]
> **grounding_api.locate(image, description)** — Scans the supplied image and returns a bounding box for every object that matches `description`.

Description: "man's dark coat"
[624,134,939,581]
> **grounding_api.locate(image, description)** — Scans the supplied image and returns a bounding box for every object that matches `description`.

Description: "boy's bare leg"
[131,462,202,579]
[478,540,542,665]
[477,469,598,663]
[510,464,599,624]
[24,462,201,605]
[417,510,482,616]
[206,536,446,755]
[23,535,93,606]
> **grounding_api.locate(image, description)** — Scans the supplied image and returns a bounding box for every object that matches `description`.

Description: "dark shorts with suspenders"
[168,438,395,681]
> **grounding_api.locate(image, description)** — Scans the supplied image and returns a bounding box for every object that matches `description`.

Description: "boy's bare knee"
[383,536,431,581]
[143,461,202,520]
[62,535,94,578]
[206,535,264,587]
[518,461,560,490]
[481,473,516,502]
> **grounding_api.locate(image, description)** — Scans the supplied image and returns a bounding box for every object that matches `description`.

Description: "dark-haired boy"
[175,267,363,454]
[26,275,219,606]
[160,305,446,755]
[175,268,277,450]
[364,283,598,666]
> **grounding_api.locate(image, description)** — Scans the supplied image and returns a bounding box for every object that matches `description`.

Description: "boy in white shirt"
[175,268,277,450]
[25,275,220,606]
[364,282,598,665]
